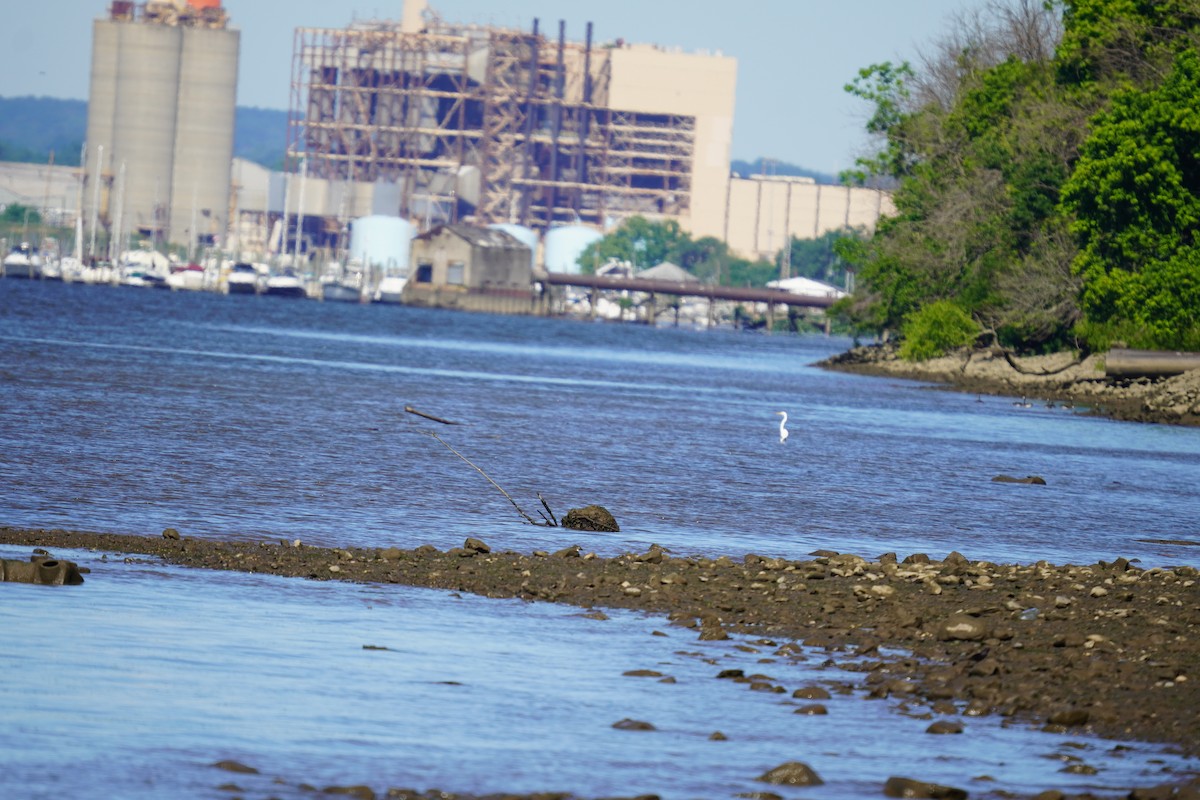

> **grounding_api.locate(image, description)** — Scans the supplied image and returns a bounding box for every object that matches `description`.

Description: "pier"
[536,271,841,327]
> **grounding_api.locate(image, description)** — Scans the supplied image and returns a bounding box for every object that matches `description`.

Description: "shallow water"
[1,280,1199,797]
[1,280,1198,567]
[0,545,1191,799]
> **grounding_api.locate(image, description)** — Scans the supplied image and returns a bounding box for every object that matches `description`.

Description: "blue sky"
[2,1,978,174]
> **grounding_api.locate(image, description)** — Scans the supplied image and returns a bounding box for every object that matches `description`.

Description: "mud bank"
[819,345,1200,427]
[2,526,1198,799]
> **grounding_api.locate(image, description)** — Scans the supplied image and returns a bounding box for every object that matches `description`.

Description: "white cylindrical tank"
[349,215,416,272]
[543,224,602,274]
[169,25,240,248]
[488,223,538,269]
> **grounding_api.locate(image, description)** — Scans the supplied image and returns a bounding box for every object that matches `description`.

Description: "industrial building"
[48,0,895,276]
[82,0,239,253]
[725,174,895,262]
[284,0,736,245]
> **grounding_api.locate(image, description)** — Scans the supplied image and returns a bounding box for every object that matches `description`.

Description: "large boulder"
[561,505,619,532]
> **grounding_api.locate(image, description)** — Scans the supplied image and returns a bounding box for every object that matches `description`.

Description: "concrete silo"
[171,23,240,248]
[83,1,238,253]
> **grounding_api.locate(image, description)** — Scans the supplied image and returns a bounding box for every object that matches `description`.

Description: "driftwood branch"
[538,492,559,527]
[998,348,1088,376]
[405,405,459,425]
[423,432,555,526]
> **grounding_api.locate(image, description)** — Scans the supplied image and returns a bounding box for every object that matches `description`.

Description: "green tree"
[1,203,41,225]
[898,300,981,361]
[1060,48,1200,349]
[577,216,690,272]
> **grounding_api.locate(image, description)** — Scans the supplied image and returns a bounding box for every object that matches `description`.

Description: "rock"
[992,474,1047,485]
[322,786,377,799]
[883,776,968,798]
[708,731,727,741]
[1047,709,1089,726]
[793,704,828,715]
[612,718,655,731]
[925,720,963,734]
[378,547,403,561]
[463,537,490,553]
[792,686,831,700]
[211,760,259,774]
[756,761,824,786]
[552,544,582,558]
[561,505,620,532]
[162,527,181,540]
[0,557,85,586]
[936,613,989,641]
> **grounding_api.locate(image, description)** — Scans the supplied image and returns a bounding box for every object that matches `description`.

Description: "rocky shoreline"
[2,525,1197,799]
[818,345,1200,428]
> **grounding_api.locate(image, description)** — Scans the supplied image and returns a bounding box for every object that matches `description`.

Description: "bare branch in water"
[423,431,552,526]
[538,492,559,527]
[405,406,460,425]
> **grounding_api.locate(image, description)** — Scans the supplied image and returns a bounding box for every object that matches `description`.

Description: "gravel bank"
[2,526,1197,799]
[819,345,1200,427]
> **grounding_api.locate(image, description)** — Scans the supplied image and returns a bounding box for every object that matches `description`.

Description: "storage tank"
[83,19,120,232]
[543,225,602,274]
[169,23,240,247]
[349,215,416,272]
[488,223,538,269]
[109,21,183,241]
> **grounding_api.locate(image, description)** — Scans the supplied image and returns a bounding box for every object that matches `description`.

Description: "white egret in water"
[775,411,789,443]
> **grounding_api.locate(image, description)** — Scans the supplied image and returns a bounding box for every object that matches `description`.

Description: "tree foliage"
[838,0,1200,357]
[899,300,981,361]
[579,215,782,287]
[1,203,41,225]
[1061,48,1200,349]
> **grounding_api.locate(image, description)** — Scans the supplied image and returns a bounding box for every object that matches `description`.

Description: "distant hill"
[0,96,289,169]
[731,158,839,185]
[2,97,836,182]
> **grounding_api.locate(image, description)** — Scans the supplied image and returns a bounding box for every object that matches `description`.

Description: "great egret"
[775,411,789,443]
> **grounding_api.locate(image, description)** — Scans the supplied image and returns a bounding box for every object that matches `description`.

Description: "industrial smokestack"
[401,0,428,33]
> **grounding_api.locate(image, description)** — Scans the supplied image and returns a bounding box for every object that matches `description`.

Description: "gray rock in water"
[992,474,1047,485]
[756,761,824,786]
[883,776,967,798]
[210,760,259,774]
[562,504,620,532]
[612,718,656,731]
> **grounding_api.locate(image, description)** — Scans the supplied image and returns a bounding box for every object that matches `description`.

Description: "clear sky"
[1,0,978,175]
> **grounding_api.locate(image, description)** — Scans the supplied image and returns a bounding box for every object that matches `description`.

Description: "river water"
[1,279,1198,798]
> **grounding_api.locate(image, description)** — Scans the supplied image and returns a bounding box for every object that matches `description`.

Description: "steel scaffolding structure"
[286,18,694,231]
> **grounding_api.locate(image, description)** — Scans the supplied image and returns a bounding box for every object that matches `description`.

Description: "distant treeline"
[0,96,289,169]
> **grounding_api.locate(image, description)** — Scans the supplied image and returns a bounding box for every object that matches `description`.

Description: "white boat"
[2,243,43,279]
[374,274,407,304]
[319,261,366,303]
[263,267,307,298]
[120,264,168,289]
[39,258,63,281]
[225,262,262,295]
[167,263,208,291]
[321,280,363,302]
